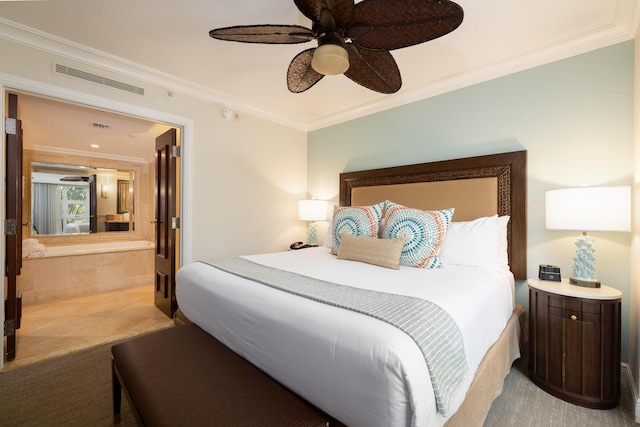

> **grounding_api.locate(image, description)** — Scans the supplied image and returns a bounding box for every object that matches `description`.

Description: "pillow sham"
[331,202,385,255]
[498,215,510,270]
[438,215,499,269]
[438,215,511,271]
[381,202,454,268]
[337,234,404,269]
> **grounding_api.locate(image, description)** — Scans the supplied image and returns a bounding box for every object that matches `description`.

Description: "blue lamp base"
[570,233,601,288]
[307,222,319,247]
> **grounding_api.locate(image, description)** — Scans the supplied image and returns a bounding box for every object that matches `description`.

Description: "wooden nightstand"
[528,278,621,409]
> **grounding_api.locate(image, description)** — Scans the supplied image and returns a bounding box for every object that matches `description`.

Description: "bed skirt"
[173,304,527,427]
[445,303,527,426]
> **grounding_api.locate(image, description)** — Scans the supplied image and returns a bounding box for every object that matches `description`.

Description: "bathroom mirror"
[30,161,134,236]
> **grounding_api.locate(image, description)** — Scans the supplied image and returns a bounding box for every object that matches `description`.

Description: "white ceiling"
[0,0,638,139]
[15,93,172,163]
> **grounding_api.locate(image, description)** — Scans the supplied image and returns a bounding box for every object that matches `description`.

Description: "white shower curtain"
[32,183,62,235]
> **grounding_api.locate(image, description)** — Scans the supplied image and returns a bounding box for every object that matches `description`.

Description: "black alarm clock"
[539,264,561,282]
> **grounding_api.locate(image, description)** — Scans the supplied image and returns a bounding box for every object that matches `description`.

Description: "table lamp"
[545,186,631,288]
[298,199,328,246]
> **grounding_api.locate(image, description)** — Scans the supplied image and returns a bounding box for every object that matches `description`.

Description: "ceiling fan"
[209,0,464,94]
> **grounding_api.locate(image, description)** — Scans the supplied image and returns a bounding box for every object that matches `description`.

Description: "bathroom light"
[101,182,109,198]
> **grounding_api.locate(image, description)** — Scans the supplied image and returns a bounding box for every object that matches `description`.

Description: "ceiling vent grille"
[91,122,110,129]
[55,63,145,96]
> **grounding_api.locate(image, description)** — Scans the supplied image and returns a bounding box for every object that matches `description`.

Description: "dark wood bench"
[112,323,335,426]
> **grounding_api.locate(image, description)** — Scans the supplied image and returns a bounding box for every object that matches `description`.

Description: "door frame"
[0,76,194,370]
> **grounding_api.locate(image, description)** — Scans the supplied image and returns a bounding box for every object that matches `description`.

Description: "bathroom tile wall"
[19,249,154,305]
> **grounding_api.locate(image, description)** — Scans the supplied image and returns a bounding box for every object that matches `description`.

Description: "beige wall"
[0,36,309,370]
[632,29,640,421]
[0,38,308,263]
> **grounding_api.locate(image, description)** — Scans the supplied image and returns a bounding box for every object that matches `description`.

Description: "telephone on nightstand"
[290,241,311,250]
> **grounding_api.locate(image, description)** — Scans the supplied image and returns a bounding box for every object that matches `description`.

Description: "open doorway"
[3,90,185,368]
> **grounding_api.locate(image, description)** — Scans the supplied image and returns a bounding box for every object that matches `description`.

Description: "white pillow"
[498,215,510,270]
[323,218,333,248]
[439,215,507,270]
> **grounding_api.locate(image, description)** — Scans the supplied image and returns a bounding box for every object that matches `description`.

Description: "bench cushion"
[112,324,331,426]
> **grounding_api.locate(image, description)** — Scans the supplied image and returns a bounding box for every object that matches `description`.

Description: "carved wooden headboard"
[339,151,527,280]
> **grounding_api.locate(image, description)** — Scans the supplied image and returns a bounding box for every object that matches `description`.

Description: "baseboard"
[621,363,640,423]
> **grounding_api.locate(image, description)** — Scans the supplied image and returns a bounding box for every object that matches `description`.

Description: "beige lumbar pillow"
[337,233,404,270]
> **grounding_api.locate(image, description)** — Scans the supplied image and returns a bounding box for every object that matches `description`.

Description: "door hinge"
[4,319,15,337]
[5,118,17,135]
[172,146,181,158]
[4,219,16,236]
[171,217,180,230]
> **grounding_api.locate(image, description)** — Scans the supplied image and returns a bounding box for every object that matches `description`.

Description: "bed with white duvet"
[176,245,515,427]
[176,151,528,426]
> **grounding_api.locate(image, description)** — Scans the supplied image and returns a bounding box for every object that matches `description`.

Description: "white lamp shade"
[545,186,631,232]
[298,199,328,222]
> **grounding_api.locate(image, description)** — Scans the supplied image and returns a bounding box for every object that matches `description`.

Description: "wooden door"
[5,93,23,360]
[154,128,178,318]
[89,174,97,233]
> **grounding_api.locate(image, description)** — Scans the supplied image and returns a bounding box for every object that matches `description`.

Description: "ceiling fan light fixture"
[311,43,349,76]
[208,0,464,93]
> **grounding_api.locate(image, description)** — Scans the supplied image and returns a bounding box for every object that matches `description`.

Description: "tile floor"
[2,284,174,372]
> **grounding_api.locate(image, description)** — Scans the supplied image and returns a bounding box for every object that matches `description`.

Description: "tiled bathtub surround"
[19,243,155,306]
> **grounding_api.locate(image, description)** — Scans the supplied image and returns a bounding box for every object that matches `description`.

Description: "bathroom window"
[61,185,90,233]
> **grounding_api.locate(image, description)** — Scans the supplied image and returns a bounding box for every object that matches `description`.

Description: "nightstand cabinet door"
[529,287,621,409]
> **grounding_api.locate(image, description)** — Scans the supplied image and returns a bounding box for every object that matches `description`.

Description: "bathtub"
[20,240,156,305]
[44,240,154,257]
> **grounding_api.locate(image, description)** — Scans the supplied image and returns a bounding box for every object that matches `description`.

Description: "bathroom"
[2,91,183,369]
[19,147,157,306]
[14,92,174,306]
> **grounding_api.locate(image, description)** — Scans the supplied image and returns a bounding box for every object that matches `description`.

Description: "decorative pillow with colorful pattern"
[382,201,454,268]
[331,202,385,255]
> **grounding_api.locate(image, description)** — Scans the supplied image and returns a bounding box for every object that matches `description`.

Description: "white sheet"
[176,247,515,427]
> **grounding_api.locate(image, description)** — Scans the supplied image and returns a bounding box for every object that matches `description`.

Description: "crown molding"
[0,18,308,131]
[306,23,635,131]
[0,11,637,133]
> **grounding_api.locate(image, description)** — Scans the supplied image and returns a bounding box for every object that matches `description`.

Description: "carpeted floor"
[484,356,637,426]
[0,341,136,427]
[0,344,637,426]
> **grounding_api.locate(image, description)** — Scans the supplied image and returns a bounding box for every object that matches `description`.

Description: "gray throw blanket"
[202,257,468,416]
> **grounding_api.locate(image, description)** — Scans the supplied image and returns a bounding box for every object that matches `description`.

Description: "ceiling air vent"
[91,122,110,129]
[55,63,145,96]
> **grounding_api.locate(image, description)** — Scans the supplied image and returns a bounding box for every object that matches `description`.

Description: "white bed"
[175,151,528,426]
[177,247,515,426]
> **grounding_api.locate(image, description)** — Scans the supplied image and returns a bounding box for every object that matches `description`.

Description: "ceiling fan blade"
[209,25,313,44]
[344,49,401,94]
[318,7,336,29]
[294,0,355,29]
[287,48,324,93]
[353,0,463,50]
